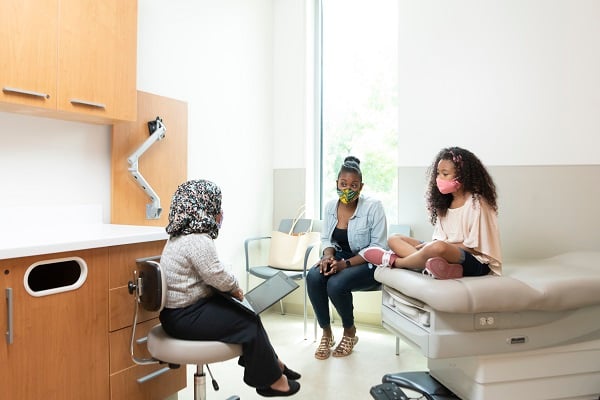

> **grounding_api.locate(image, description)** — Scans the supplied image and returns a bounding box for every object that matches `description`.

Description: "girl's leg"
[392,240,462,269]
[388,234,420,257]
[361,235,421,267]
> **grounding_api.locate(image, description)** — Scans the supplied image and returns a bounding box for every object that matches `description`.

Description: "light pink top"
[432,195,502,275]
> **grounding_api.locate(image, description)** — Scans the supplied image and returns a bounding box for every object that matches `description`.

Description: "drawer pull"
[69,99,106,109]
[5,288,13,345]
[136,336,148,345]
[137,366,170,383]
[2,86,50,99]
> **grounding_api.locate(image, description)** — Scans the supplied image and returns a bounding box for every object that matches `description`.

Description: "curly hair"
[425,147,498,225]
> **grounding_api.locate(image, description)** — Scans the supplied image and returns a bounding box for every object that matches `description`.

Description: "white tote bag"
[268,208,321,271]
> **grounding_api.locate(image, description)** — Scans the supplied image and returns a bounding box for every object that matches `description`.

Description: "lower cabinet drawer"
[110,318,161,373]
[110,318,186,400]
[110,363,186,400]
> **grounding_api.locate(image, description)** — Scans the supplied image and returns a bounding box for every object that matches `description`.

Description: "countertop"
[0,224,169,259]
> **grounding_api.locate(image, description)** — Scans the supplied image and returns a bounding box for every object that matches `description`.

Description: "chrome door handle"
[2,86,50,99]
[69,99,106,109]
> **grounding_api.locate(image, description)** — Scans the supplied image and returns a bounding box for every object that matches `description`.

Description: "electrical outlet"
[475,314,497,329]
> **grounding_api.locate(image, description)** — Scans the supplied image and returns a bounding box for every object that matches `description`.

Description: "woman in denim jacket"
[306,156,387,360]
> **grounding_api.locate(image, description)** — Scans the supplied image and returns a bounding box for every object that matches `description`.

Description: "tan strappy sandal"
[332,335,359,357]
[314,335,335,360]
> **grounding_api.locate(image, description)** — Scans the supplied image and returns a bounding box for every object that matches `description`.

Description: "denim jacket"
[321,194,387,256]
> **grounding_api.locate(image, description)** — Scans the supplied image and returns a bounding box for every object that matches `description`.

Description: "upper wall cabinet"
[0,0,137,123]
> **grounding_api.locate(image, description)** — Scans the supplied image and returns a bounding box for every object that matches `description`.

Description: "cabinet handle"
[2,86,50,99]
[137,366,171,383]
[69,99,106,109]
[5,288,13,345]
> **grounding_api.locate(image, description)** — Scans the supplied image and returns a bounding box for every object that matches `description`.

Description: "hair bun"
[344,155,360,166]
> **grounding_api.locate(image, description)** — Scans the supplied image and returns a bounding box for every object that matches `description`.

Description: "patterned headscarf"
[166,179,222,238]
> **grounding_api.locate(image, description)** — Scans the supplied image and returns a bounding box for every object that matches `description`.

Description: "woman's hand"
[323,259,347,276]
[230,287,244,301]
[319,255,335,274]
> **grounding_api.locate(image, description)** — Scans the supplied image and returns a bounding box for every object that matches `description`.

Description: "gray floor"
[175,312,427,400]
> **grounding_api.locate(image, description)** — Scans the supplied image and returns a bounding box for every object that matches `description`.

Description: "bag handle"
[288,205,311,234]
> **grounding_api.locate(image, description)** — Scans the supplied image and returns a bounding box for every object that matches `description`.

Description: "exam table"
[374,251,600,400]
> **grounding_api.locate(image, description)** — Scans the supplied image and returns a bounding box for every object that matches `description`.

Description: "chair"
[128,258,242,400]
[244,218,321,339]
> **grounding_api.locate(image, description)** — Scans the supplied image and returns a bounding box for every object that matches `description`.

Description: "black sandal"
[283,365,301,380]
[256,380,301,397]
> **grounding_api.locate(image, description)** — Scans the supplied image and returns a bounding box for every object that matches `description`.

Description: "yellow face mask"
[337,188,359,204]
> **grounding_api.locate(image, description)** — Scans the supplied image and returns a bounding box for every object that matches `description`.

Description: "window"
[319,0,399,223]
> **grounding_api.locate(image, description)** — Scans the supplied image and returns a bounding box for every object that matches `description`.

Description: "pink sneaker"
[423,257,463,279]
[359,246,398,267]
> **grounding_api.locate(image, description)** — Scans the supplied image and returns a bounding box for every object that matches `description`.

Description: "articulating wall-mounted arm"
[127,117,166,219]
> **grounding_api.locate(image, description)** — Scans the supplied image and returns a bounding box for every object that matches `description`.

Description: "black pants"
[159,295,281,388]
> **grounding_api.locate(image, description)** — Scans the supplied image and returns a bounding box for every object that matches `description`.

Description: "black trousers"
[159,295,281,388]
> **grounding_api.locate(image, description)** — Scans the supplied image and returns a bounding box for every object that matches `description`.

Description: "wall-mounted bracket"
[127,117,166,219]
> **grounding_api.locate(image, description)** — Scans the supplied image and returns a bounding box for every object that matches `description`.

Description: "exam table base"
[426,340,600,400]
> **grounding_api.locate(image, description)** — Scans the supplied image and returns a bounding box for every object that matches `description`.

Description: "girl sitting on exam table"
[159,179,301,397]
[361,146,501,279]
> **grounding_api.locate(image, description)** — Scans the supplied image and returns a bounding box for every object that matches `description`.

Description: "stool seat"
[147,325,243,365]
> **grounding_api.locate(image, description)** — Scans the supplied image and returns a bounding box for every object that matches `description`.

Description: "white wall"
[396,0,600,167]
[0,112,112,221]
[272,0,313,170]
[137,0,275,271]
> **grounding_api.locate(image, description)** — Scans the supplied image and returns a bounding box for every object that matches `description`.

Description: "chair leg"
[194,365,207,400]
[303,279,308,340]
[279,299,285,315]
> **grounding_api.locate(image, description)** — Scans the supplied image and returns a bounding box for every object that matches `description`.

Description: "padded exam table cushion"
[374,251,600,314]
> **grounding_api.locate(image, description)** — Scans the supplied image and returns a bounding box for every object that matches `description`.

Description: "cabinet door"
[0,248,110,400]
[58,0,137,121]
[0,0,58,109]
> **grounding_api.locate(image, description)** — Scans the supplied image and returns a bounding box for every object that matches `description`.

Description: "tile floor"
[175,312,427,400]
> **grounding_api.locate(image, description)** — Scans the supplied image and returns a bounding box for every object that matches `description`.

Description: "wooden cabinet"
[108,240,186,400]
[0,248,110,400]
[0,240,184,400]
[0,0,137,122]
[0,0,59,110]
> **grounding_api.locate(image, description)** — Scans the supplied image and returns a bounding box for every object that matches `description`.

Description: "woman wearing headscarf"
[159,179,301,397]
